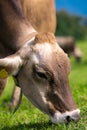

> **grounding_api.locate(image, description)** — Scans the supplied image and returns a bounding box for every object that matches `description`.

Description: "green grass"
[0,40,87,130]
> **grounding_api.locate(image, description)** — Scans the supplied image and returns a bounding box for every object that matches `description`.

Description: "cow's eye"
[36,71,47,80]
[34,64,48,80]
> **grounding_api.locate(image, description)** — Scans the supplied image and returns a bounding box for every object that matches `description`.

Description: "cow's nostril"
[66,115,71,122]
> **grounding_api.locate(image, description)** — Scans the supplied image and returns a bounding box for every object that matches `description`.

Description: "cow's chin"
[50,109,80,124]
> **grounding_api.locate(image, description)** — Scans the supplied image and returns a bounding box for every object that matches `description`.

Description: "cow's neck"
[14,23,37,48]
[0,1,37,56]
[0,20,37,56]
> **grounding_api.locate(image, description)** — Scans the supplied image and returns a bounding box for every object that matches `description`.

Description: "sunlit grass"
[0,40,87,130]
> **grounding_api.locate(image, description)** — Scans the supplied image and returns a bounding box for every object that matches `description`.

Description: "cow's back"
[22,0,56,33]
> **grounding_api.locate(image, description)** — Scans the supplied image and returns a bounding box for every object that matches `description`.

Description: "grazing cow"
[0,0,80,123]
[56,36,83,61]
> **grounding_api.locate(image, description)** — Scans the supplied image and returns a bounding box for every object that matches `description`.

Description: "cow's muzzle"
[50,109,80,124]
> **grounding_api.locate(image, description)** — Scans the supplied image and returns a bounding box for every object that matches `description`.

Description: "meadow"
[0,40,87,130]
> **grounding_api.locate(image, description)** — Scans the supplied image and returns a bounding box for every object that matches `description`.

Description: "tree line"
[55,10,87,40]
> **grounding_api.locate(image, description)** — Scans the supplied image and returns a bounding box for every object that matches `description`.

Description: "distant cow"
[0,0,80,123]
[56,36,83,61]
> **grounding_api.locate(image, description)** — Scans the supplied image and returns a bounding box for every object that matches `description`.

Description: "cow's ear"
[0,54,23,78]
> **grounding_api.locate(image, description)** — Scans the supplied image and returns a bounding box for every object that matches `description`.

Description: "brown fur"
[0,0,56,55]
[22,0,56,33]
[35,32,56,45]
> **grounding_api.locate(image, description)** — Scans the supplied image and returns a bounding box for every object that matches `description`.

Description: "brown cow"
[56,36,83,62]
[0,0,80,123]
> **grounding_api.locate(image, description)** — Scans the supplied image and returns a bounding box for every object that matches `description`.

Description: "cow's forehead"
[31,42,57,66]
[31,41,70,75]
[32,41,68,59]
[33,42,57,55]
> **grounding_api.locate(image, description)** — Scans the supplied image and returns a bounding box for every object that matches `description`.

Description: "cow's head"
[0,32,80,123]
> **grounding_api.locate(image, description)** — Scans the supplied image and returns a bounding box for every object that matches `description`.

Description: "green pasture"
[0,40,87,130]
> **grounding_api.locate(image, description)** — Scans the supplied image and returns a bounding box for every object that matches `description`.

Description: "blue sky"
[55,0,87,17]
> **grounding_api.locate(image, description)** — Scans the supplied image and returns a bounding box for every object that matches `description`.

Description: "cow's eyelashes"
[36,71,47,80]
